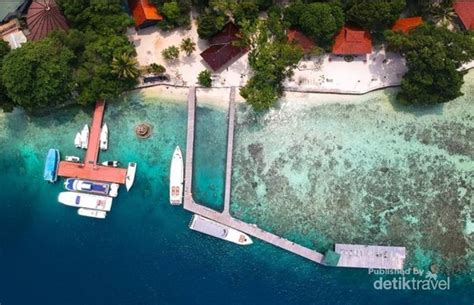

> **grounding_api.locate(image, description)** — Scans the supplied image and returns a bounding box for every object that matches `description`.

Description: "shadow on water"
[385,89,445,116]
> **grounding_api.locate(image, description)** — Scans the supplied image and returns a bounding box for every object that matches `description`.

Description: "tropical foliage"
[385,24,474,104]
[162,45,180,61]
[147,63,166,74]
[345,0,406,31]
[197,11,228,39]
[111,53,140,79]
[197,70,212,87]
[240,18,303,111]
[1,38,75,111]
[151,0,191,30]
[284,2,344,48]
[0,40,13,111]
[180,38,196,56]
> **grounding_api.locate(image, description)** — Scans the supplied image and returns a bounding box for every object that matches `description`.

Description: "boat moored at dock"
[74,132,81,148]
[81,124,89,149]
[169,146,184,205]
[125,162,137,191]
[189,214,253,245]
[100,123,108,151]
[65,156,80,162]
[43,149,60,183]
[64,178,115,196]
[77,208,107,219]
[58,192,113,211]
[102,160,120,167]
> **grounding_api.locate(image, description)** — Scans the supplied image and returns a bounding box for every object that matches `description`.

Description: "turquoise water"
[232,73,474,276]
[0,78,473,304]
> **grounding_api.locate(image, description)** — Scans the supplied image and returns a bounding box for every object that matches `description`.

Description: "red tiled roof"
[128,0,163,29]
[392,17,423,33]
[26,0,68,41]
[332,26,372,55]
[453,1,474,30]
[287,29,315,53]
[200,22,247,71]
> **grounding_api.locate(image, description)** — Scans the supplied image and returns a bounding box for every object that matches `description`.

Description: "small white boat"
[102,160,120,167]
[169,146,184,205]
[58,192,112,211]
[65,156,80,162]
[74,132,81,148]
[81,124,89,149]
[189,215,253,245]
[109,183,119,197]
[125,162,137,192]
[100,123,108,151]
[78,208,107,219]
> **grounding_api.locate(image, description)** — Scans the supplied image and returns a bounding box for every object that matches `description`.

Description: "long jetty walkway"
[57,100,127,184]
[184,87,325,264]
[183,87,406,269]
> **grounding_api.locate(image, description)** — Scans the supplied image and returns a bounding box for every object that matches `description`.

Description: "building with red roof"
[453,1,474,30]
[392,17,423,33]
[332,26,372,55]
[26,0,68,41]
[287,29,315,53]
[200,22,247,72]
[128,0,163,29]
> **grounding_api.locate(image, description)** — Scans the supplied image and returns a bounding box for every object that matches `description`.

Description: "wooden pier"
[57,100,128,184]
[183,87,405,269]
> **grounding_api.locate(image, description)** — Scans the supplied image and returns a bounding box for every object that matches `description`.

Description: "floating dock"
[57,100,128,184]
[183,86,406,270]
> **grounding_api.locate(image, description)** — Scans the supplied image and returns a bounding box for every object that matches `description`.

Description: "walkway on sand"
[57,100,127,184]
[183,86,406,269]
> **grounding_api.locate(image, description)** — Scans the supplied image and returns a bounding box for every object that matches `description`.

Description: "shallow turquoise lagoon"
[0,75,473,304]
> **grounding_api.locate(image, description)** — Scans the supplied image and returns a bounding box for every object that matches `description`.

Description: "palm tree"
[430,0,457,28]
[180,38,196,56]
[111,53,140,79]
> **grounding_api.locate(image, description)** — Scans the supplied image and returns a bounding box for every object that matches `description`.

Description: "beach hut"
[332,26,372,55]
[287,29,315,53]
[26,0,68,41]
[128,0,163,29]
[453,1,474,30]
[391,17,423,33]
[200,22,247,72]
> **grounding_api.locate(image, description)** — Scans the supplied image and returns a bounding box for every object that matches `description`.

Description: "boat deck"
[57,100,128,184]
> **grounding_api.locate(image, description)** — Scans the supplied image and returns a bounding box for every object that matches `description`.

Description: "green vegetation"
[284,2,344,48]
[1,37,75,111]
[147,63,166,74]
[162,45,180,61]
[197,70,212,87]
[180,38,196,56]
[345,0,406,31]
[240,17,303,111]
[197,11,228,39]
[111,53,141,80]
[3,0,141,110]
[0,40,13,112]
[151,0,191,30]
[385,24,474,104]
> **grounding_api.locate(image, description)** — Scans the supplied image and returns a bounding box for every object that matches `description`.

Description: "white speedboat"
[78,208,107,219]
[169,146,184,205]
[58,192,113,211]
[100,123,108,151]
[81,124,89,149]
[109,183,119,197]
[189,215,253,245]
[65,156,80,162]
[74,132,81,148]
[102,160,119,167]
[125,162,136,192]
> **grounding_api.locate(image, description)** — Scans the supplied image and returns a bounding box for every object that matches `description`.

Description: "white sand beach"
[127,17,474,107]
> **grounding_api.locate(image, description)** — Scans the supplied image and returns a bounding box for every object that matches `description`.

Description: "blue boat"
[43,149,60,183]
[64,178,111,196]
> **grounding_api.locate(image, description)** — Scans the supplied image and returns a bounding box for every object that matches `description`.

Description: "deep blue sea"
[0,86,472,305]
